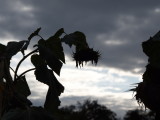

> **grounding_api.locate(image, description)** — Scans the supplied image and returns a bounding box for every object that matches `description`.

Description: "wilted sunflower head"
[130,82,160,112]
[72,48,101,67]
[129,82,149,111]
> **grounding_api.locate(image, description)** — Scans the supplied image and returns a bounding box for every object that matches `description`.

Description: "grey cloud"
[0,0,38,39]
[0,0,160,73]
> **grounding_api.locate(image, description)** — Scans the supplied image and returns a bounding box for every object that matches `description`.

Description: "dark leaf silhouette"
[21,41,30,56]
[0,60,5,80]
[0,82,6,117]
[44,87,61,114]
[28,27,41,40]
[6,41,26,58]
[0,44,6,80]
[9,91,32,108]
[13,76,31,97]
[38,39,63,75]
[31,54,64,112]
[62,31,88,49]
[34,67,64,112]
[32,55,64,92]
[0,44,6,54]
[1,107,55,120]
[0,83,31,114]
[53,28,64,38]
[46,33,65,63]
[47,70,64,95]
[31,54,46,68]
[31,54,51,85]
[34,66,50,85]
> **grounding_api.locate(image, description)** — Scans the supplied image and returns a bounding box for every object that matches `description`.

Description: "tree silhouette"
[0,28,100,119]
[56,99,119,120]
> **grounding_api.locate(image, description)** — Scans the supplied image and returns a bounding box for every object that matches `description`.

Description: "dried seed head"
[72,48,101,67]
[131,82,160,112]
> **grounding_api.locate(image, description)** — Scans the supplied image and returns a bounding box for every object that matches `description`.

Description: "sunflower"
[72,48,101,67]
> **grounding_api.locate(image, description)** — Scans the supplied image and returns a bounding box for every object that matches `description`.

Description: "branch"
[37,35,45,40]
[9,66,15,73]
[14,48,38,82]
[10,67,19,78]
[16,68,36,81]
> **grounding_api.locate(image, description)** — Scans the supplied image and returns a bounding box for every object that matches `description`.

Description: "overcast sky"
[1,0,160,118]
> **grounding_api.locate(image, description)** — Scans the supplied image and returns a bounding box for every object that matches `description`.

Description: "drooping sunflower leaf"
[0,60,5,80]
[28,27,41,41]
[31,54,64,95]
[47,70,64,95]
[31,54,46,68]
[142,38,157,57]
[31,54,64,112]
[34,67,63,112]
[0,44,6,81]
[34,66,64,93]
[34,65,51,86]
[44,87,60,113]
[151,30,160,41]
[1,107,55,120]
[38,39,63,76]
[53,28,64,38]
[33,60,64,94]
[142,39,160,67]
[31,54,63,112]
[31,54,50,85]
[61,31,89,50]
[6,41,26,58]
[0,83,31,112]
[0,82,5,116]
[13,76,31,97]
[31,54,49,84]
[0,43,6,54]
[9,91,32,108]
[21,41,30,56]
[46,34,65,63]
[142,31,160,57]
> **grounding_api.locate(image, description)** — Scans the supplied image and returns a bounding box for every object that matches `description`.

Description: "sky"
[1,0,160,118]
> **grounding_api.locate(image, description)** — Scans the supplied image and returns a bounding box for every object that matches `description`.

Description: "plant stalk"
[14,48,38,82]
[16,68,36,81]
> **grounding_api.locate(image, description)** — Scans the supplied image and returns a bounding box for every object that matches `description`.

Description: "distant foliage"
[56,99,119,120]
[0,28,100,119]
[124,109,156,120]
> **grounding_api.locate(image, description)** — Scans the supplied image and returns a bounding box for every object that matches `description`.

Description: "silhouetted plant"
[130,31,160,119]
[0,28,100,120]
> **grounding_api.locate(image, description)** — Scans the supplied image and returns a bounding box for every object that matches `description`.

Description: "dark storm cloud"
[1,0,160,73]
